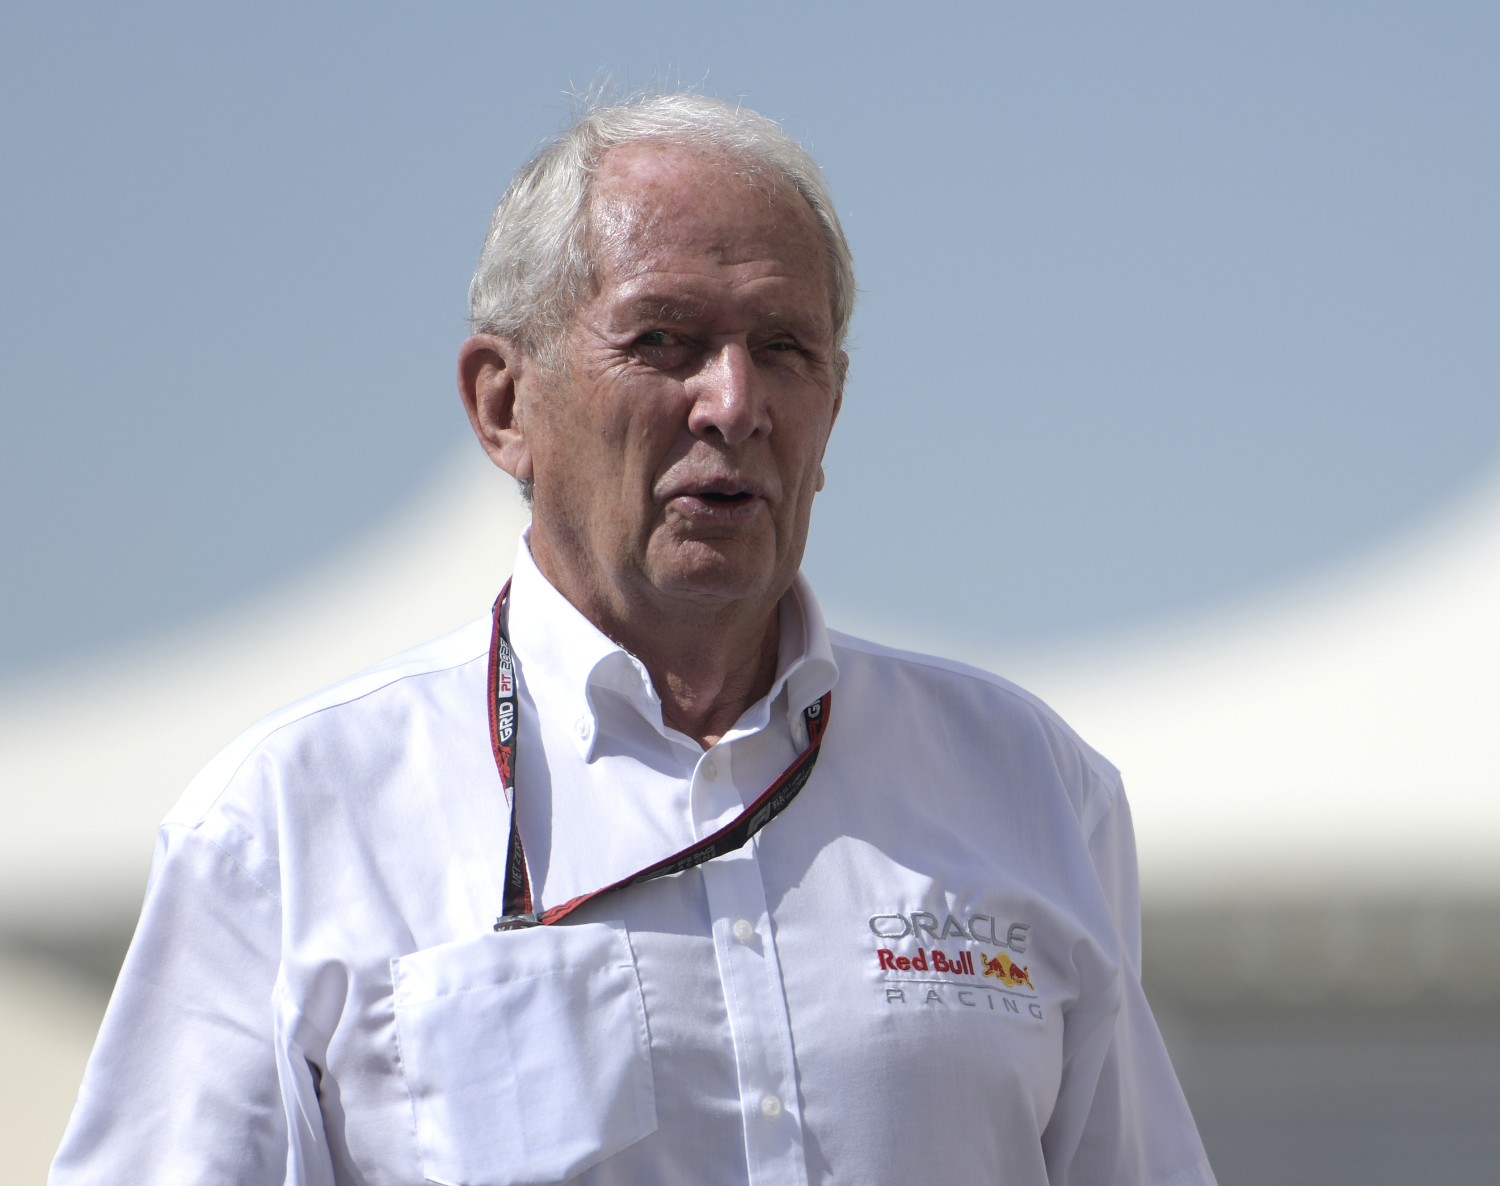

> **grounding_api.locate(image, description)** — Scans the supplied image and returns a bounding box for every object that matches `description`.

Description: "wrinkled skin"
[460,143,844,724]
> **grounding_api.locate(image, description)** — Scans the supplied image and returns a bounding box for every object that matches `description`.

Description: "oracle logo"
[868,909,1030,954]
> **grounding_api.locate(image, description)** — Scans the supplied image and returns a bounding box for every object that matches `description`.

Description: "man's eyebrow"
[620,296,705,323]
[613,294,833,337]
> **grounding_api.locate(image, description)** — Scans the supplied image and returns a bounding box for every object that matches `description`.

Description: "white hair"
[468,93,856,363]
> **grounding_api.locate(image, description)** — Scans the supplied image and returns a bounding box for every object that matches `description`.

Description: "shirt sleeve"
[1047,782,1219,1186]
[50,823,316,1185]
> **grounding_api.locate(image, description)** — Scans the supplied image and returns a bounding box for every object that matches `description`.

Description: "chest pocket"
[391,920,657,1186]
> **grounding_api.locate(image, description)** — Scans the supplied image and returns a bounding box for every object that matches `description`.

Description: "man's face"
[509,143,844,633]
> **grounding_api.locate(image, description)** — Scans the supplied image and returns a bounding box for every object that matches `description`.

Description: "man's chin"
[643,543,785,611]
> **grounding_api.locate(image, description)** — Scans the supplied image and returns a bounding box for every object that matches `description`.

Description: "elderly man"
[53,95,1215,1185]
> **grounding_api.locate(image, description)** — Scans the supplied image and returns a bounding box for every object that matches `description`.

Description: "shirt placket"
[691,743,809,1186]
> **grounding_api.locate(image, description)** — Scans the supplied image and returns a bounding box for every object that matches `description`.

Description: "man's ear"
[457,334,532,483]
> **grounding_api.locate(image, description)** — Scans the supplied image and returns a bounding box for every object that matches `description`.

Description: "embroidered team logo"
[869,908,1044,1020]
[980,951,1033,990]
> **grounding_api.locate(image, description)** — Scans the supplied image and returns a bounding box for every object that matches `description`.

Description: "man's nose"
[687,341,771,445]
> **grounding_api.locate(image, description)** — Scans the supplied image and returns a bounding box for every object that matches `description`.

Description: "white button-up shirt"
[52,540,1215,1185]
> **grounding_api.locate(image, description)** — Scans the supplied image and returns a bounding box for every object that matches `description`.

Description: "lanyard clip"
[494,911,542,932]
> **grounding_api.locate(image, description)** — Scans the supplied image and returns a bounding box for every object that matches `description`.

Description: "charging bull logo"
[981,951,1033,990]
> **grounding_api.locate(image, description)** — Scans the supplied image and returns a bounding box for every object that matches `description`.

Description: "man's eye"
[631,331,696,368]
[762,338,804,356]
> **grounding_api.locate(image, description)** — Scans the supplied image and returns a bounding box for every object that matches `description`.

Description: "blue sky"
[3,3,1497,675]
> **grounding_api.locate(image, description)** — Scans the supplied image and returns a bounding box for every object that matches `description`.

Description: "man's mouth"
[662,479,768,521]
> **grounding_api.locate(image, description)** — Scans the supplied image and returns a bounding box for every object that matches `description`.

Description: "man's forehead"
[588,142,812,244]
[588,144,820,265]
[593,140,745,194]
[572,141,834,340]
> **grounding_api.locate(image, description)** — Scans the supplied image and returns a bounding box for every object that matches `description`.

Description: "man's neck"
[626,606,781,749]
[523,539,788,748]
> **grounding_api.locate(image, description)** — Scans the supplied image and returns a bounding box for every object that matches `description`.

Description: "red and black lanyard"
[488,583,832,931]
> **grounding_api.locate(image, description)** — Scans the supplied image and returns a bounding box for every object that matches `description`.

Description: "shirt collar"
[506,532,838,759]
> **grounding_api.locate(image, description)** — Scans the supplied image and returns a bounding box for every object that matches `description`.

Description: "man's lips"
[659,476,773,519]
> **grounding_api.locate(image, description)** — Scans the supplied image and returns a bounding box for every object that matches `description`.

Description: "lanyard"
[488,582,832,932]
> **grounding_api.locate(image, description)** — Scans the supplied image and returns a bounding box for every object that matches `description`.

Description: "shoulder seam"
[829,629,1115,754]
[162,821,282,903]
[829,629,1126,823]
[171,631,489,828]
[830,629,1056,712]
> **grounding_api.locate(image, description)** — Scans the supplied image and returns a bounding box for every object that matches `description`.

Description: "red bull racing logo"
[870,909,1043,1020]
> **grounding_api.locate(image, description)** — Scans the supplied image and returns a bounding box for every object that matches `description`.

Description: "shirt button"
[732,918,755,944]
[575,718,591,741]
[760,1093,783,1120]
[702,757,719,780]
